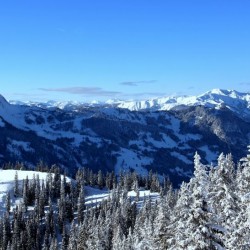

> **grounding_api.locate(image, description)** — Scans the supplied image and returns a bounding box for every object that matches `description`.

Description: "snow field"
[0,170,160,216]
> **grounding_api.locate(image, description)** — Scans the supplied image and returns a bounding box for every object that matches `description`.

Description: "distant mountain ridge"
[8,89,250,122]
[1,89,250,185]
[9,88,250,110]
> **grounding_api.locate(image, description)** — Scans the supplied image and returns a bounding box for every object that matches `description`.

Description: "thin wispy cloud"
[120,80,157,87]
[39,87,121,96]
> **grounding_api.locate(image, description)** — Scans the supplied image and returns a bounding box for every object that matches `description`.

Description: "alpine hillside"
[1,89,250,185]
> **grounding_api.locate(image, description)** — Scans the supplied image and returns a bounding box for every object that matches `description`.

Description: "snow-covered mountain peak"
[207,88,232,95]
[4,89,250,119]
[201,88,245,98]
[113,89,249,114]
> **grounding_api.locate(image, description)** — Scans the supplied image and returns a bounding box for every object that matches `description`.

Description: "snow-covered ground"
[85,186,159,208]
[0,170,160,216]
[114,148,153,175]
[0,170,49,215]
[0,170,73,215]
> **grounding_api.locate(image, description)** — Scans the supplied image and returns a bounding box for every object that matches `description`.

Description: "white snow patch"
[129,139,148,151]
[160,133,178,148]
[12,140,34,152]
[73,117,83,131]
[0,170,71,215]
[85,186,110,205]
[171,151,193,164]
[199,145,218,163]
[7,140,35,157]
[177,133,202,142]
[168,116,180,133]
[82,135,103,147]
[170,166,192,177]
[114,148,152,175]
[145,133,177,149]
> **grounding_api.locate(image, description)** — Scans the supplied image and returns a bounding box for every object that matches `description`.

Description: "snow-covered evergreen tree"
[208,153,239,247]
[14,171,19,197]
[77,184,85,224]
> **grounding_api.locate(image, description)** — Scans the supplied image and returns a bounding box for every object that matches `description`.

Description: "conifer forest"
[0,148,249,250]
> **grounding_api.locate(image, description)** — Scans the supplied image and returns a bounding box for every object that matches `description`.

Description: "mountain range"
[1,89,250,185]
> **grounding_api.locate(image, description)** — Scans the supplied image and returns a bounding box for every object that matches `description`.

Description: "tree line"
[0,147,250,249]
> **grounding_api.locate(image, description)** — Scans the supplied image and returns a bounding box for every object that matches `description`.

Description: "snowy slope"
[0,170,160,215]
[1,89,249,185]
[0,170,74,215]
[0,94,102,145]
[0,170,50,215]
[116,89,250,115]
[85,186,159,209]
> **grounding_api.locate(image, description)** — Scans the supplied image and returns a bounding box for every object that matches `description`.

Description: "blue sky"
[0,1,250,102]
